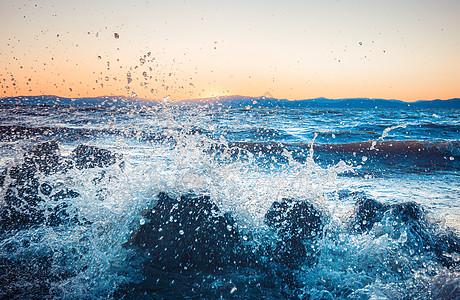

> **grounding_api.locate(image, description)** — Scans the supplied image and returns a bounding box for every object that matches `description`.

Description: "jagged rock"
[126,192,250,272]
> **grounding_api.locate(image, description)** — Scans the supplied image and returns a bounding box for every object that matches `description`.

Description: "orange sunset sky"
[1,0,460,102]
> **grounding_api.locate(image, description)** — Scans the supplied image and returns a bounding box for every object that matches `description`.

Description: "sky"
[1,0,459,102]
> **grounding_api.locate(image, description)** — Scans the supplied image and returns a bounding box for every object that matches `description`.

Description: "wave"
[316,140,459,157]
[226,140,459,158]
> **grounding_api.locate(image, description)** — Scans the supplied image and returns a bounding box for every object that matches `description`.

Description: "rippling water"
[0,103,459,299]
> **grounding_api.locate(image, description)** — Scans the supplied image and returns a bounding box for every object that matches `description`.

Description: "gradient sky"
[1,0,459,101]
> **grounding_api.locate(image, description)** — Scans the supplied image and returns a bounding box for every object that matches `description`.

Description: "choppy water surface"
[0,103,458,299]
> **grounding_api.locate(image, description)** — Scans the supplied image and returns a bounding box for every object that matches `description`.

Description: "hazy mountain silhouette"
[1,95,459,109]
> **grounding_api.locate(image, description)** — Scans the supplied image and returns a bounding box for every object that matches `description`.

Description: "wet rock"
[265,198,323,240]
[433,230,460,269]
[389,201,424,222]
[0,142,120,231]
[350,197,460,268]
[265,198,324,268]
[126,192,250,272]
[349,197,384,233]
[71,144,119,169]
[349,198,424,233]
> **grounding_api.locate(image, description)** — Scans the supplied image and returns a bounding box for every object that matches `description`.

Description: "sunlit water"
[0,103,458,299]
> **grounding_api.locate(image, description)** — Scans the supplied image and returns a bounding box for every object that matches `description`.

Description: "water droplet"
[105,77,109,81]
[114,33,119,39]
[450,157,454,161]
[97,56,101,60]
[69,88,72,92]
[359,42,362,45]
[179,229,184,235]
[139,218,145,225]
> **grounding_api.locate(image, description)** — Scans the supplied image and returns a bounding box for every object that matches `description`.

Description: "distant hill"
[179,95,460,109]
[1,95,459,109]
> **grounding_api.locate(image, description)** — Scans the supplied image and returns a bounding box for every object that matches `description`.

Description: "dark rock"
[350,197,460,268]
[271,238,309,268]
[350,198,425,234]
[389,201,424,223]
[265,198,323,268]
[265,198,323,241]
[349,197,384,233]
[8,163,37,187]
[433,230,460,269]
[126,192,250,272]
[0,142,121,232]
[71,144,119,169]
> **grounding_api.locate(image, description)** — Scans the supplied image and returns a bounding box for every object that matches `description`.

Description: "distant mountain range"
[1,95,459,109]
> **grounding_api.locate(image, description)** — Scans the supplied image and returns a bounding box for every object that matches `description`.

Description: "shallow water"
[0,103,458,299]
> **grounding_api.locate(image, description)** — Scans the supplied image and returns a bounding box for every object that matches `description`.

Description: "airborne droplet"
[114,33,119,39]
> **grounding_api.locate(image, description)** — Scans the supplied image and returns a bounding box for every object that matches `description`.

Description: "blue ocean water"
[0,102,459,299]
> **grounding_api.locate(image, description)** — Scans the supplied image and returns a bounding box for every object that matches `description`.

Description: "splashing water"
[0,104,458,299]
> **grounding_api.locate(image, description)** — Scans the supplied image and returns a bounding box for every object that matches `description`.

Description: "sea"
[0,100,459,299]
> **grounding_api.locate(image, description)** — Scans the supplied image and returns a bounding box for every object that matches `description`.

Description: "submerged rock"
[126,192,250,272]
